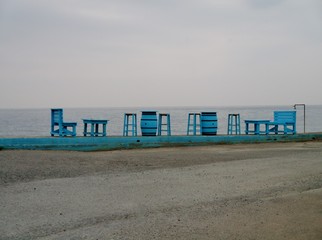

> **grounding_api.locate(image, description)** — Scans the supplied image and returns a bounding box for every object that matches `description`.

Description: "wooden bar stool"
[187,113,201,135]
[227,114,241,135]
[123,113,137,136]
[158,113,171,136]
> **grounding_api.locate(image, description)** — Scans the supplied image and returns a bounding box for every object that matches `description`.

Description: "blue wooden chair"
[266,111,296,135]
[50,108,77,137]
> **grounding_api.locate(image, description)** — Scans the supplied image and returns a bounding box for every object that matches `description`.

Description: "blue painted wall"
[0,133,321,151]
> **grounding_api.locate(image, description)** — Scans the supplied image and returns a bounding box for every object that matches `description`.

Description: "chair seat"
[62,122,77,127]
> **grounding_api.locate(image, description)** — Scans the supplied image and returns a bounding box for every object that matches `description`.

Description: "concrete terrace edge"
[0,133,322,151]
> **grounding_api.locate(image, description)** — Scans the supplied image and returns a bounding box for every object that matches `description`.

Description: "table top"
[82,119,109,124]
[244,120,270,123]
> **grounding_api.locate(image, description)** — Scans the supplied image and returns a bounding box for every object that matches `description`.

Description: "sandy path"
[1,142,322,239]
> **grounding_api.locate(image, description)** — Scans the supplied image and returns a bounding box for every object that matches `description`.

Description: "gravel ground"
[1,141,322,240]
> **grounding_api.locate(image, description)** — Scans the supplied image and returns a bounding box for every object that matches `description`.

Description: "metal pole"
[293,104,306,133]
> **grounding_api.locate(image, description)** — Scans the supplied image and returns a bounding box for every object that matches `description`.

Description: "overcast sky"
[1,0,322,108]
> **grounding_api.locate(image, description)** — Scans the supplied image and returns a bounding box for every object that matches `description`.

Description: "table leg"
[90,123,94,137]
[256,123,261,135]
[275,125,279,134]
[193,114,197,135]
[103,123,106,136]
[95,124,99,136]
[84,123,88,136]
[245,123,249,134]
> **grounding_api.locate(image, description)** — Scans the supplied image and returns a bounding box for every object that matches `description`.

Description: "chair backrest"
[273,111,296,123]
[51,108,63,126]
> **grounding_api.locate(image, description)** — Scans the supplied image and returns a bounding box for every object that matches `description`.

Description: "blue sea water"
[0,105,321,137]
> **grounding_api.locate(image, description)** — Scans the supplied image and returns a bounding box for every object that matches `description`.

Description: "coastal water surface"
[0,105,321,137]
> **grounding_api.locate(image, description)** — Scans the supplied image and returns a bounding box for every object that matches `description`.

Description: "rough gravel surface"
[1,141,322,239]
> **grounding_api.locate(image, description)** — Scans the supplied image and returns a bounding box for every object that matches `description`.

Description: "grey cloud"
[0,0,321,108]
[247,0,285,9]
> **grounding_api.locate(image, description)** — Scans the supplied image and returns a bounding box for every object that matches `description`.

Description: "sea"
[0,105,321,137]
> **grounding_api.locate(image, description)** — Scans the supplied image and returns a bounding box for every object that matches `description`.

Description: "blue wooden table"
[83,119,108,137]
[245,120,270,135]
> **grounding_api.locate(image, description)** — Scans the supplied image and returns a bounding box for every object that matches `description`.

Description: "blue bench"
[51,109,77,137]
[266,111,296,135]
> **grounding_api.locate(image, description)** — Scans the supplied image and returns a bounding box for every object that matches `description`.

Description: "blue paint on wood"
[200,112,218,135]
[245,120,271,135]
[227,114,241,135]
[83,119,108,137]
[187,113,201,135]
[140,111,158,136]
[266,111,296,134]
[50,109,77,137]
[123,113,138,136]
[158,113,171,136]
